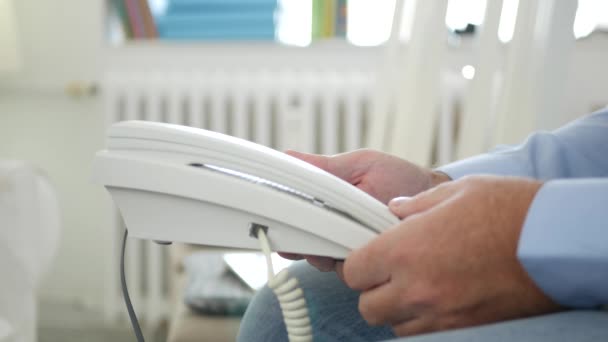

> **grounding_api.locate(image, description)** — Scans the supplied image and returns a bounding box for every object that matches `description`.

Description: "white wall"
[0,0,108,311]
[1,0,103,88]
[0,92,109,309]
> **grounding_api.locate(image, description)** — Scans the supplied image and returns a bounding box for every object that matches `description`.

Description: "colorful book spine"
[157,0,277,41]
[111,0,133,38]
[335,0,347,38]
[312,0,347,40]
[322,0,336,38]
[124,0,146,38]
[312,0,323,39]
[156,11,275,40]
[138,0,158,38]
[167,0,277,12]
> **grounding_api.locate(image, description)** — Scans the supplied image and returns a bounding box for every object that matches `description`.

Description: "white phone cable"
[257,229,313,342]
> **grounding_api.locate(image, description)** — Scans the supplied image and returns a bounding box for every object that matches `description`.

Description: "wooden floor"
[38,300,168,342]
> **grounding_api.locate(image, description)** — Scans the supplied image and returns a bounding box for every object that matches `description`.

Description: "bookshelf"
[102,0,388,73]
[101,1,480,77]
[106,0,353,47]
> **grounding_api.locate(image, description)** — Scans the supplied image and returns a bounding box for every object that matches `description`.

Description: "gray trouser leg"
[389,311,608,342]
[240,261,608,342]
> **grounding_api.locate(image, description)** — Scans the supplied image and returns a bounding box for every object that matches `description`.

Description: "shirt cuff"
[517,179,608,308]
[437,152,533,180]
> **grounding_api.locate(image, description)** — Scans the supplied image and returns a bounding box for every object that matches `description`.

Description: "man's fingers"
[388,184,456,219]
[285,150,330,171]
[343,240,391,290]
[335,261,345,282]
[305,256,337,272]
[392,316,434,337]
[279,253,340,273]
[278,252,305,260]
[286,149,370,183]
[358,282,415,326]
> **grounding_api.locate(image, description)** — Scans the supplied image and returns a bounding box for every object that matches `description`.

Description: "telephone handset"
[92,121,399,258]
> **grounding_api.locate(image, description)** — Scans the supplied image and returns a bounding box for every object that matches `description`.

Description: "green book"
[322,0,336,38]
[111,0,133,38]
[312,0,323,39]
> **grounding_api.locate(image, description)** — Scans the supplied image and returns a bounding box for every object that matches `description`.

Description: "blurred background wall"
[0,0,109,312]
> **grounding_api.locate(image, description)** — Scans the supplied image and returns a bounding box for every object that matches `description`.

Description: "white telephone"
[92,120,399,258]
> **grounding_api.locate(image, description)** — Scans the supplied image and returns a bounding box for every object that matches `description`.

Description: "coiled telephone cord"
[256,229,313,342]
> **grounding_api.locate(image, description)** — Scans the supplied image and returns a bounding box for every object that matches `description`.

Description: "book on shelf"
[109,0,132,39]
[311,0,323,39]
[108,0,352,43]
[312,0,347,40]
[321,0,336,38]
[125,0,146,38]
[156,0,277,41]
[109,0,157,40]
[167,0,278,12]
[156,11,275,40]
[138,0,158,38]
[335,0,347,38]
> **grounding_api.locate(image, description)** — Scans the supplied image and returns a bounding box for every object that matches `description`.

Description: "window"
[574,0,608,39]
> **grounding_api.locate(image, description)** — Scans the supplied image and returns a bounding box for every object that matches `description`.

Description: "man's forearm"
[435,109,608,309]
[438,108,608,181]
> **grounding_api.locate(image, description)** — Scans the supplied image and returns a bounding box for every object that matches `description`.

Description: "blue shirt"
[439,108,608,308]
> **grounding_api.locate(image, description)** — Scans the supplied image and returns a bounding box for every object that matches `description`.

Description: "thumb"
[388,183,456,219]
[286,150,363,184]
[285,150,330,172]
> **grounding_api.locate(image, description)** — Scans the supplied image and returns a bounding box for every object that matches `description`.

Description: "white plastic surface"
[92,121,401,258]
[96,153,375,258]
[105,121,399,232]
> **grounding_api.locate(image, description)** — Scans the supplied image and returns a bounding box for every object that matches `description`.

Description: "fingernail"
[389,196,411,208]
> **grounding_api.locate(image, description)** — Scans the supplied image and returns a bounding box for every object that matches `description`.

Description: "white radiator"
[102,70,374,325]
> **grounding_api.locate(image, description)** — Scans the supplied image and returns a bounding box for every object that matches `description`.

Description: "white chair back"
[368,0,579,165]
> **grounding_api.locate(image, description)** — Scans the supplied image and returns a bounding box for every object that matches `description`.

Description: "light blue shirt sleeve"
[438,108,608,308]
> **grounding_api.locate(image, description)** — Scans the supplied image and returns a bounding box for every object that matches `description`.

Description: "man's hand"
[280,149,450,272]
[286,149,449,204]
[343,175,562,336]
